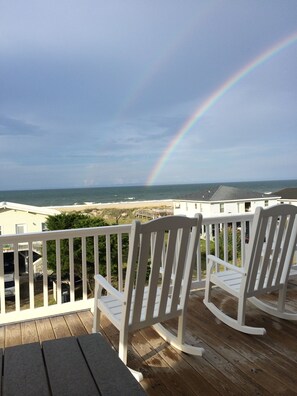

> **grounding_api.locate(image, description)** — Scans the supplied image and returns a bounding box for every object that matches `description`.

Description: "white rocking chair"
[204,204,297,335]
[93,214,204,380]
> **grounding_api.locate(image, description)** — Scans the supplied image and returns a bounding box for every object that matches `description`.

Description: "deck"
[1,281,297,395]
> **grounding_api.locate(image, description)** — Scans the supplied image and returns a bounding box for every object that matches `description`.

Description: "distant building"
[173,185,280,217]
[0,202,59,296]
[272,188,297,206]
[0,201,60,236]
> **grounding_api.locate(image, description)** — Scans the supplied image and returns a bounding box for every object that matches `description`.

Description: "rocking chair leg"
[119,331,128,365]
[119,331,144,382]
[153,322,204,356]
[238,300,246,327]
[92,306,101,333]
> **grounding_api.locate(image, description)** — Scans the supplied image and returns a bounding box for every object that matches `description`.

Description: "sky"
[0,0,296,190]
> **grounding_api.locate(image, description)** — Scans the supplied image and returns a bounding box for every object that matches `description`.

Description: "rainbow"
[115,3,217,121]
[146,31,297,186]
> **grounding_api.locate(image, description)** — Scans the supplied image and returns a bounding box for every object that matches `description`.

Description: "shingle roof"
[176,185,278,202]
[272,188,297,199]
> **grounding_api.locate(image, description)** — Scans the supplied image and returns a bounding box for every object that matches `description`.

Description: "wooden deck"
[1,280,297,395]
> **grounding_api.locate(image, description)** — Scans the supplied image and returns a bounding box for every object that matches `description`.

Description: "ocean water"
[0,179,296,207]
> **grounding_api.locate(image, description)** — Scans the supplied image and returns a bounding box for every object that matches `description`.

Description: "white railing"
[0,213,254,325]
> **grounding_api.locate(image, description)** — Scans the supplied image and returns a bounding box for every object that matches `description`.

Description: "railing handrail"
[203,212,254,225]
[0,223,131,244]
[0,213,257,325]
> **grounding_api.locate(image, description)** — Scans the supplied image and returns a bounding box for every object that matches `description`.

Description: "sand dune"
[50,199,173,212]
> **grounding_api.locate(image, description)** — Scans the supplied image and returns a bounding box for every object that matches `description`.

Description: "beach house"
[0,202,60,296]
[273,187,297,206]
[0,201,60,236]
[173,185,280,217]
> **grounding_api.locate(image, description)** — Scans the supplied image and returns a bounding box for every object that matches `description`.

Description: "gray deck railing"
[0,213,255,325]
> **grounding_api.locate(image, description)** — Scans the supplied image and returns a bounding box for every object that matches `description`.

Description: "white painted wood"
[2,212,285,326]
[93,215,204,379]
[204,204,297,335]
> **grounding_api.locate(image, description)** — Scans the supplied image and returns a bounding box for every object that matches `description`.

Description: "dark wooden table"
[0,333,145,396]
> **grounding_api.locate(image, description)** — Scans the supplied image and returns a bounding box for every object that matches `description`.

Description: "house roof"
[0,201,60,215]
[175,185,279,202]
[272,188,297,200]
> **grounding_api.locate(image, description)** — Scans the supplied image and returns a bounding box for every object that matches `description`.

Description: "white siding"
[173,198,279,217]
[0,208,59,235]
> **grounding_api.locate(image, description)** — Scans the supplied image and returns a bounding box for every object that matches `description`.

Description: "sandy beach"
[50,199,173,212]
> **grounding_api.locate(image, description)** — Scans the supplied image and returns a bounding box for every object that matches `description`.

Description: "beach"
[51,199,173,212]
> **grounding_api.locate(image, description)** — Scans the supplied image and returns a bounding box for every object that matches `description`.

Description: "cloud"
[0,115,44,136]
[0,1,296,189]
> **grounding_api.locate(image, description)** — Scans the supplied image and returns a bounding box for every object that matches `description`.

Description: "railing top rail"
[0,213,255,245]
[202,213,254,225]
[0,223,132,244]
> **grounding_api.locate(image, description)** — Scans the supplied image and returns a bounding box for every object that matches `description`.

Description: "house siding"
[174,198,279,217]
[0,204,59,235]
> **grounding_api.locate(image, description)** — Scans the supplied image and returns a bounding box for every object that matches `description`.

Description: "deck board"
[0,283,296,395]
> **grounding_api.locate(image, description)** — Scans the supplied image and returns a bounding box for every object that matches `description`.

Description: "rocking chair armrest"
[207,255,246,275]
[94,274,124,301]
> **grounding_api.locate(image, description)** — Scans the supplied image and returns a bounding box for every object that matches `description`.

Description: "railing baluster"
[56,239,62,305]
[14,245,20,311]
[223,223,228,261]
[232,222,237,264]
[69,238,75,303]
[82,237,87,300]
[42,241,48,307]
[117,233,123,291]
[28,241,34,309]
[94,236,99,276]
[106,234,111,283]
[0,244,5,313]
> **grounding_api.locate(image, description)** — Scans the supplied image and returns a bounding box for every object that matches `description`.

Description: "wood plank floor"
[1,280,297,395]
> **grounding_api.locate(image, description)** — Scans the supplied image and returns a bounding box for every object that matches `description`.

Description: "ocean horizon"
[0,179,296,207]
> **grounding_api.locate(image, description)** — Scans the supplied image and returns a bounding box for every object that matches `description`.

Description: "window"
[245,202,251,212]
[264,200,268,207]
[195,203,197,209]
[0,226,2,235]
[16,224,27,234]
[219,203,224,213]
[42,222,48,231]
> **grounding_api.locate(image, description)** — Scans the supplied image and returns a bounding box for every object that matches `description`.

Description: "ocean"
[0,179,296,207]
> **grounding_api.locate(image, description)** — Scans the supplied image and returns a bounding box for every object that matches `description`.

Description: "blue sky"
[0,1,296,190]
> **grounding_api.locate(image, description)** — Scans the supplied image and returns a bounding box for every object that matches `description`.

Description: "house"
[0,202,59,295]
[173,185,280,217]
[0,201,60,235]
[272,188,297,206]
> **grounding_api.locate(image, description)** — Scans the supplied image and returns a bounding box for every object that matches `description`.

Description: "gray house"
[173,185,279,217]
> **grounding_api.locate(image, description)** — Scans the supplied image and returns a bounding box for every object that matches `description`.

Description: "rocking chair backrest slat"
[146,231,165,319]
[124,215,202,329]
[171,226,192,310]
[132,232,151,323]
[244,205,297,297]
[158,227,178,316]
